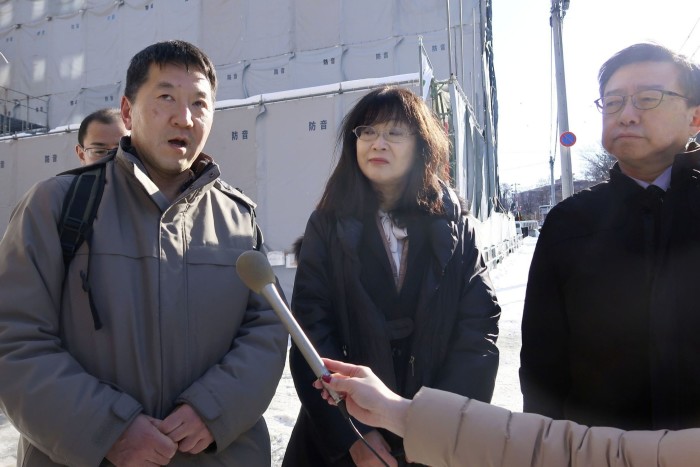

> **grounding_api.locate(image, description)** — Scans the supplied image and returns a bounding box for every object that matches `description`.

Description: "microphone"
[237,251,392,467]
[236,250,345,407]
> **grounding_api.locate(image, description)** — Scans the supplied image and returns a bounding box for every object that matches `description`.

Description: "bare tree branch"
[580,147,617,182]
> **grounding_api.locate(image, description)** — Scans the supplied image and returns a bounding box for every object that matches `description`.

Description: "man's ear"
[690,104,700,137]
[75,144,87,166]
[120,95,133,131]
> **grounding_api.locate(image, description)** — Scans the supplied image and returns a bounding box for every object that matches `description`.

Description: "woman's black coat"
[283,187,500,466]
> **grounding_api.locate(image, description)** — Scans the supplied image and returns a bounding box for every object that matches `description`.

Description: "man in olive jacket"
[0,40,287,466]
[520,43,700,430]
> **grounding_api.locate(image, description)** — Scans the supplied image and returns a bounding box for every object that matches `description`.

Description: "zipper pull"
[409,355,415,377]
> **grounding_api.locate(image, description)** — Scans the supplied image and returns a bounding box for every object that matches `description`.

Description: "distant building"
[515,179,597,221]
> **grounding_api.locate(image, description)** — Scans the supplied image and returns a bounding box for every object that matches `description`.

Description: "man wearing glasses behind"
[520,43,700,431]
[75,108,128,165]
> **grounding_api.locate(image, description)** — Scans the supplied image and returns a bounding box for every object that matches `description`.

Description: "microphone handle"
[260,283,343,404]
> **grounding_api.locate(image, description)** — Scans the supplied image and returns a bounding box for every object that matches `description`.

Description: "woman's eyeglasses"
[353,125,414,143]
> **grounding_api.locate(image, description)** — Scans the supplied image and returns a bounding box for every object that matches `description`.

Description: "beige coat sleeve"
[404,387,700,467]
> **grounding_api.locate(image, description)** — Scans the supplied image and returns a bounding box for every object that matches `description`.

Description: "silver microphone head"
[236,250,276,293]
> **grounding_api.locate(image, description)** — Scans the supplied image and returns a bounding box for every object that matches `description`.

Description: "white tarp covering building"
[1,0,489,127]
[0,0,513,294]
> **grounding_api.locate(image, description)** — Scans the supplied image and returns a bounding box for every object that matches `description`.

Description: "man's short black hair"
[77,108,122,147]
[598,43,700,106]
[124,40,217,102]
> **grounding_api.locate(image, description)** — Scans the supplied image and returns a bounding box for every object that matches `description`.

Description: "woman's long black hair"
[316,86,450,221]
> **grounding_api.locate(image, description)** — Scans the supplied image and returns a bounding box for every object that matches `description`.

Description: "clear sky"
[492,0,700,190]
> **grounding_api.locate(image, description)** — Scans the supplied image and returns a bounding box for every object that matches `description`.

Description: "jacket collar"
[116,137,220,207]
[336,183,463,272]
[608,142,700,193]
[609,164,646,196]
[430,184,462,272]
[670,142,700,185]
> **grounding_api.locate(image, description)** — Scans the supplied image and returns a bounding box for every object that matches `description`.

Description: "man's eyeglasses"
[594,89,689,114]
[352,125,414,143]
[81,146,117,158]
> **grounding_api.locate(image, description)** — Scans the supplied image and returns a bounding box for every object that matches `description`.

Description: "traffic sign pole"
[551,0,574,200]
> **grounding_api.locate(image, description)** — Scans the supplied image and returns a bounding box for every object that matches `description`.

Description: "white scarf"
[378,210,408,276]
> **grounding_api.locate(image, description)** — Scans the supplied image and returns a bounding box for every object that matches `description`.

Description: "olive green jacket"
[0,144,287,466]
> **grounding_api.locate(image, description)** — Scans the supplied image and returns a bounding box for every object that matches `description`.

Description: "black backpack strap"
[59,165,107,269]
[58,163,108,330]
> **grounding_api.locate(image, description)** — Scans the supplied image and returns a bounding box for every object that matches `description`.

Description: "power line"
[691,42,700,60]
[549,23,557,164]
[679,15,700,53]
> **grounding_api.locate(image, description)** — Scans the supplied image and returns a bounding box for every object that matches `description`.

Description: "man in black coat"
[520,43,700,430]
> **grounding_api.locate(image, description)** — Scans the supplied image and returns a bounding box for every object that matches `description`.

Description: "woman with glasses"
[283,86,500,467]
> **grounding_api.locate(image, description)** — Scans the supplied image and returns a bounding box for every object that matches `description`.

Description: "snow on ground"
[488,236,536,413]
[0,237,537,467]
[0,413,14,467]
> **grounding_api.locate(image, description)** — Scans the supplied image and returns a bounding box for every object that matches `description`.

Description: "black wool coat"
[283,187,500,466]
[521,143,700,430]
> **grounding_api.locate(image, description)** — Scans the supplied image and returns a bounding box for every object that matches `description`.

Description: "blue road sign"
[560,131,576,147]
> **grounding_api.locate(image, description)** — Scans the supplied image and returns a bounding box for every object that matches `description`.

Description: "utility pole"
[550,0,574,199]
